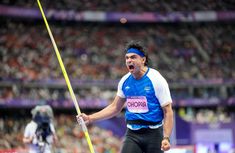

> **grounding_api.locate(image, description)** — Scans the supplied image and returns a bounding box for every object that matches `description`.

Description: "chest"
[122,77,155,97]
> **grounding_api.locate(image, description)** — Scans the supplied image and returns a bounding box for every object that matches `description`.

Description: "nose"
[126,57,132,63]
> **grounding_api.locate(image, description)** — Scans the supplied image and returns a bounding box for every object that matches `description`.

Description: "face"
[125,53,146,75]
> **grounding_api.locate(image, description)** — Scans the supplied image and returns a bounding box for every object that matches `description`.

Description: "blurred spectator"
[0,114,122,153]
[23,105,57,153]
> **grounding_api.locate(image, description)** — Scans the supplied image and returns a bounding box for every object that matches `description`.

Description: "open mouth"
[128,65,134,70]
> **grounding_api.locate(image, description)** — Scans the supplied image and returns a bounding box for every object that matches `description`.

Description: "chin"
[128,69,134,73]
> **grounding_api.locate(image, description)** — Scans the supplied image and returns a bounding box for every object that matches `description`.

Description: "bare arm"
[79,96,126,124]
[161,103,174,151]
[162,103,174,137]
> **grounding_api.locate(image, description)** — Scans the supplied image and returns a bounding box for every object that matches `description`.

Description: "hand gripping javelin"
[36,0,95,153]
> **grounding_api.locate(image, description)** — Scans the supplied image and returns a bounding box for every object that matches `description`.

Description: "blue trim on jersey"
[122,68,164,124]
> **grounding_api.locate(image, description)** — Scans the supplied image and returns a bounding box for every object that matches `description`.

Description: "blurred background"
[0,0,235,153]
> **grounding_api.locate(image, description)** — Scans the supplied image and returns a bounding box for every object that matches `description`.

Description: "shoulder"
[119,72,131,84]
[147,68,165,80]
[26,121,37,128]
[147,68,169,87]
[24,121,37,134]
[147,68,160,75]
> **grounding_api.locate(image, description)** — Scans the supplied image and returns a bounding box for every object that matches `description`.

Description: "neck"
[133,66,148,79]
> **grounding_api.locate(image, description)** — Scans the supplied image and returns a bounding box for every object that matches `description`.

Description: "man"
[77,40,174,153]
[23,105,57,153]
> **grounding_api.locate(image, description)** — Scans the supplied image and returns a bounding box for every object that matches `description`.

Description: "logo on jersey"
[144,86,151,92]
[125,86,130,90]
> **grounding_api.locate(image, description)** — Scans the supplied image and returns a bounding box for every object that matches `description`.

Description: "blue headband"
[127,48,145,57]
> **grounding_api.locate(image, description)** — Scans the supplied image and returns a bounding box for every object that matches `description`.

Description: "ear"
[142,57,146,64]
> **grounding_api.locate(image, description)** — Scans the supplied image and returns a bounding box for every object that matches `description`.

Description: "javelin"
[36,0,95,153]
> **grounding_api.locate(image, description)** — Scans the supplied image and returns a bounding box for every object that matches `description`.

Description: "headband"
[127,48,145,57]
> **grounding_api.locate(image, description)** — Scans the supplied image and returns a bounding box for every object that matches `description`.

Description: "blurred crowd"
[0,18,234,112]
[0,0,234,12]
[0,1,235,152]
[0,19,234,110]
[0,1,234,152]
[0,20,234,82]
[0,108,233,151]
[0,108,234,152]
[178,106,233,124]
[0,114,122,153]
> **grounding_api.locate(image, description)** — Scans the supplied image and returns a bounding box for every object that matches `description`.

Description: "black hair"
[125,40,150,66]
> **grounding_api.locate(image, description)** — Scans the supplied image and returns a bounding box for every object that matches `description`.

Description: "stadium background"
[0,0,235,153]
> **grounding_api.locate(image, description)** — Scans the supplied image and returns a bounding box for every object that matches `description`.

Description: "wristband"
[163,136,170,143]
